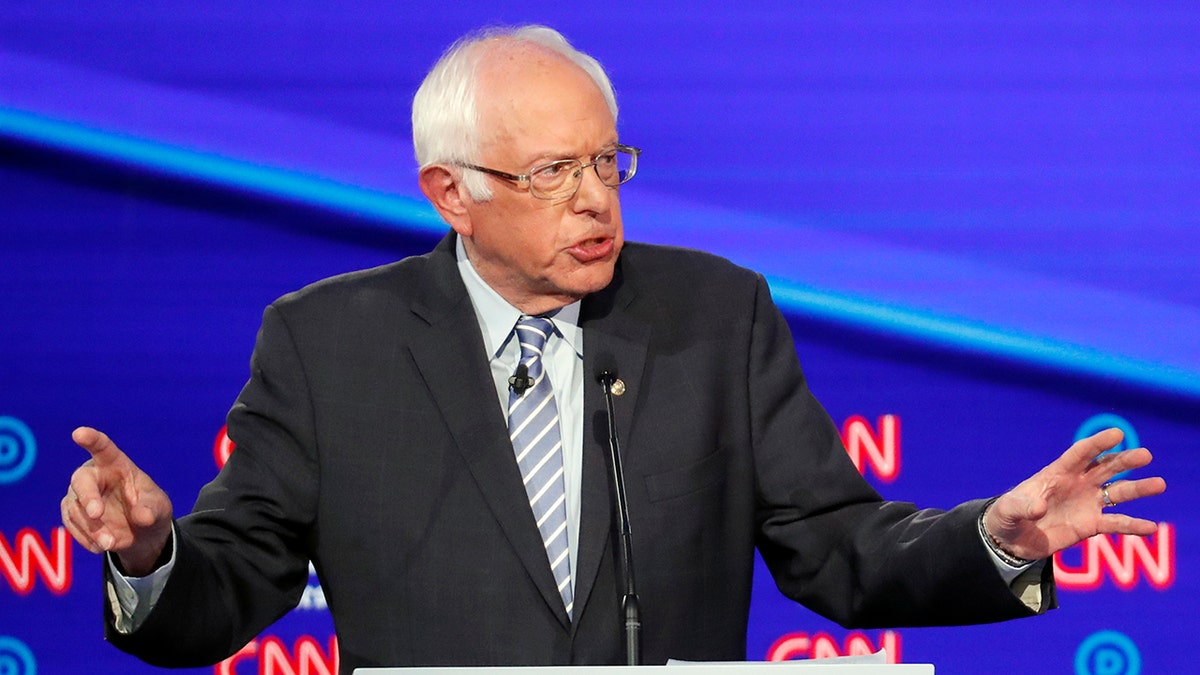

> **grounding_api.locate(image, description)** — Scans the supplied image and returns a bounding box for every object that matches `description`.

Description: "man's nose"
[571,163,613,212]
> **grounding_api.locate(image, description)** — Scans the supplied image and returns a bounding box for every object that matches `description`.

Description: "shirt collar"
[455,235,583,360]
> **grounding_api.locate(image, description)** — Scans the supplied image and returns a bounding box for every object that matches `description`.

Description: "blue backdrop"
[2,4,1196,674]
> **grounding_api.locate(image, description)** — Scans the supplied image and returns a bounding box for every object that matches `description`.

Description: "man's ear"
[419,165,473,236]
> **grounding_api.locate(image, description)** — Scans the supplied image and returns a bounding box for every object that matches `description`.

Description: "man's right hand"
[61,427,174,576]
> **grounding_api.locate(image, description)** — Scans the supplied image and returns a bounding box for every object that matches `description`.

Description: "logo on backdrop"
[216,634,338,675]
[841,415,900,483]
[1,527,72,595]
[0,416,37,485]
[1054,415,1174,592]
[767,630,901,663]
[1075,630,1141,675]
[1054,523,1174,591]
[0,636,36,675]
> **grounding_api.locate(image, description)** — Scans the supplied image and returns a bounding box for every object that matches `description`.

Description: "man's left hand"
[984,427,1167,561]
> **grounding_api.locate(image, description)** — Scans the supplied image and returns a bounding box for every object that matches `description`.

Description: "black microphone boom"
[597,367,641,666]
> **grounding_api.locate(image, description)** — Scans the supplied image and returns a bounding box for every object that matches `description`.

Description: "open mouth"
[568,237,615,263]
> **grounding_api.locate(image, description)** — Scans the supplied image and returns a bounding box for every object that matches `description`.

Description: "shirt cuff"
[976,500,1047,611]
[105,524,177,634]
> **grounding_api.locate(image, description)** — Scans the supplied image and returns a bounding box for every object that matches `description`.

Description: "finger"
[68,464,107,519]
[1092,447,1155,483]
[60,493,111,553]
[1061,427,1124,471]
[1096,514,1162,538]
[117,468,169,530]
[61,516,104,554]
[62,489,111,544]
[128,498,166,530]
[1105,476,1167,505]
[72,426,125,467]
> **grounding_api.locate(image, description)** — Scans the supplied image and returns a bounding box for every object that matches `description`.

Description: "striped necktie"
[508,315,574,618]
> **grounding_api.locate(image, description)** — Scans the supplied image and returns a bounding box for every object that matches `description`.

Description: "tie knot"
[515,316,555,352]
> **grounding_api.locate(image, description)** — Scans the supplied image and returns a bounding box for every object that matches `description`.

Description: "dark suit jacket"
[107,233,1054,671]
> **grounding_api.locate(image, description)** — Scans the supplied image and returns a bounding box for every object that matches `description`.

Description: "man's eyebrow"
[526,144,619,166]
[523,149,572,165]
[523,137,619,162]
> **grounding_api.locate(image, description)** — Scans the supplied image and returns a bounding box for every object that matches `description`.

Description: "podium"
[356,664,933,674]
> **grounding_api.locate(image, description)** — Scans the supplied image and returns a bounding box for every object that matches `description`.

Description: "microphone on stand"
[596,363,640,666]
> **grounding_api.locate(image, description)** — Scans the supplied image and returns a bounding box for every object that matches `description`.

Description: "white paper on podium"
[355,651,935,674]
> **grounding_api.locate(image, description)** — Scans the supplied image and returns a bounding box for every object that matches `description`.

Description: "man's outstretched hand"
[985,427,1167,562]
[61,427,174,576]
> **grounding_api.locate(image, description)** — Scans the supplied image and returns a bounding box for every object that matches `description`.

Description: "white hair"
[411,25,619,201]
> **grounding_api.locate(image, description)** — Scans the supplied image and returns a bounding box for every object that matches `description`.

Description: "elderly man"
[62,25,1164,672]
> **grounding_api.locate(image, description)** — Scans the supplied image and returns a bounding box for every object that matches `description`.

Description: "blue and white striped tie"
[508,316,573,618]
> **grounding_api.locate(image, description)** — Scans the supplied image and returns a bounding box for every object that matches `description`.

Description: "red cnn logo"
[767,630,901,663]
[841,415,901,483]
[1,527,72,595]
[216,635,339,675]
[1053,523,1175,591]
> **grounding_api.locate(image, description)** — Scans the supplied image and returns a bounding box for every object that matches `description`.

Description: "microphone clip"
[508,363,533,395]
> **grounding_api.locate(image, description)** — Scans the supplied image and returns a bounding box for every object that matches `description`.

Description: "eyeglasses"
[458,144,640,201]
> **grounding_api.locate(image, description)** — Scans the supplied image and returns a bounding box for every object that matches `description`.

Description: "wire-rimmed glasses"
[458,144,640,201]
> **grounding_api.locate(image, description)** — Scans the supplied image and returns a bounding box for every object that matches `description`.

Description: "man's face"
[458,50,624,315]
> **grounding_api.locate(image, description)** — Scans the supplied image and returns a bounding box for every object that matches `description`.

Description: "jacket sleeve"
[745,274,1055,627]
[105,302,317,667]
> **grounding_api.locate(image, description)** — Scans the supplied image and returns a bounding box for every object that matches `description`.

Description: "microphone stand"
[598,370,640,666]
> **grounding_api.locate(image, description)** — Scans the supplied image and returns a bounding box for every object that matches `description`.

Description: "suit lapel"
[573,260,650,624]
[406,234,573,627]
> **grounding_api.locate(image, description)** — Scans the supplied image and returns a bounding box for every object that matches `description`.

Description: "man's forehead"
[474,44,615,160]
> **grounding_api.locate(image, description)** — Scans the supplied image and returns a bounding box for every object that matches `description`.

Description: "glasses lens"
[596,148,637,186]
[527,148,638,199]
[529,160,580,199]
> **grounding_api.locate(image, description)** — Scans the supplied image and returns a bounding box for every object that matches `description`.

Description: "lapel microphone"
[508,363,532,395]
